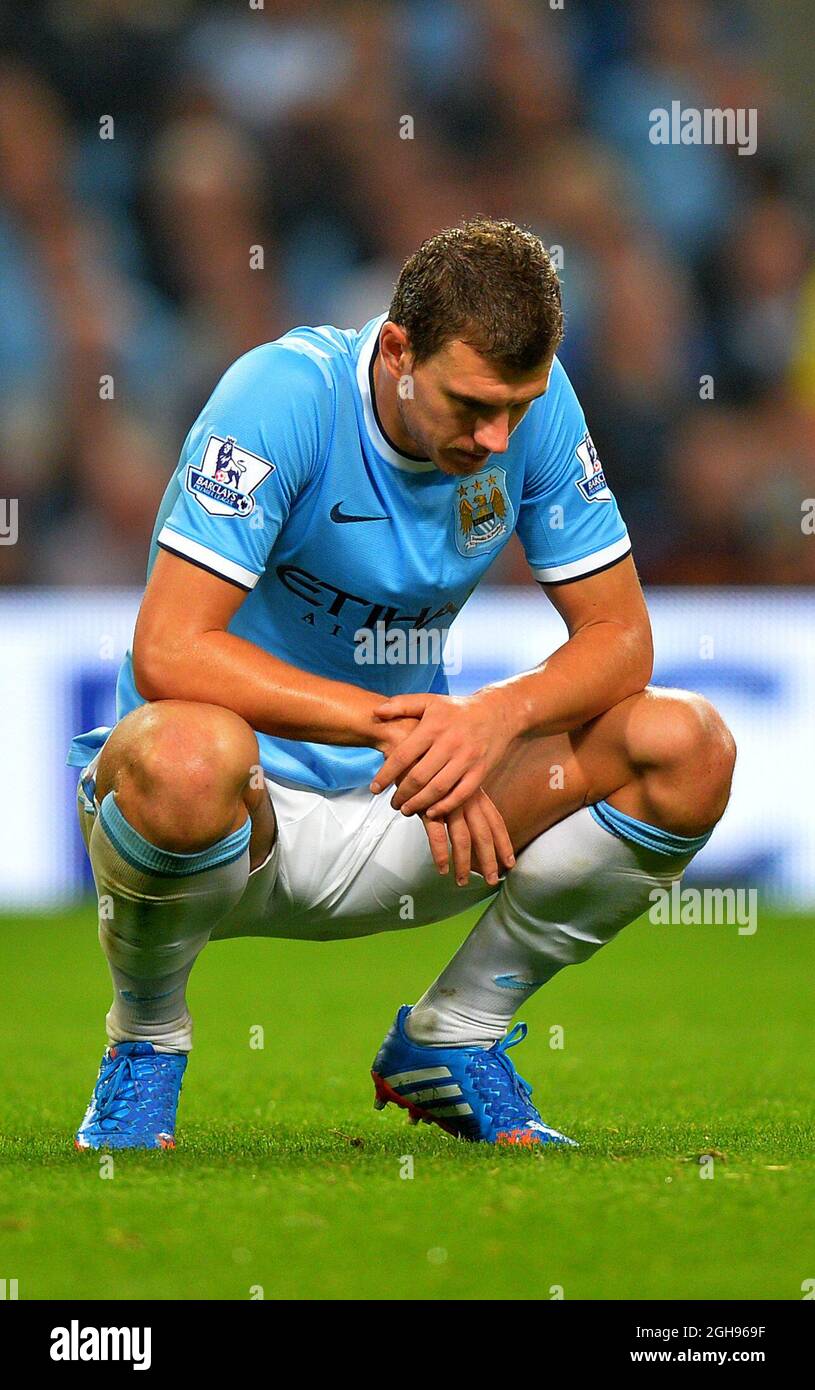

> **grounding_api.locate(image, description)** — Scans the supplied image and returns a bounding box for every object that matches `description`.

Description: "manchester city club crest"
[454,465,514,558]
[186,435,275,518]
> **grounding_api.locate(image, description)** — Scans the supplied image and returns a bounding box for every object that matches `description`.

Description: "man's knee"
[628,687,736,833]
[96,701,259,852]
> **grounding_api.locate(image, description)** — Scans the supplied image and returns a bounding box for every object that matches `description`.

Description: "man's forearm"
[134,627,383,747]
[486,620,653,741]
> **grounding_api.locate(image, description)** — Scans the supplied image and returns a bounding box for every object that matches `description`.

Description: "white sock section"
[86,795,251,1054]
[406,804,699,1049]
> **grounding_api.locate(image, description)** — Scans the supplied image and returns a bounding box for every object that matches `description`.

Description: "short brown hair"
[389,216,564,373]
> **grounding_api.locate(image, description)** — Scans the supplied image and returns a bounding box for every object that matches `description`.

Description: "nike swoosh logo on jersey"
[329,502,391,524]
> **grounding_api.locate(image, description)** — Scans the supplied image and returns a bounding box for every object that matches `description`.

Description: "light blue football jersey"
[79,313,631,790]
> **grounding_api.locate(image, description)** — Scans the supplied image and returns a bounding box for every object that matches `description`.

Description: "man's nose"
[473,415,510,453]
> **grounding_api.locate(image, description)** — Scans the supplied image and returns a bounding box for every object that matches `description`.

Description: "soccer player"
[69,218,735,1149]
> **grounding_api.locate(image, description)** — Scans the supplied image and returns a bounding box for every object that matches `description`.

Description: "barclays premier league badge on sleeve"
[574,432,612,503]
[186,435,275,518]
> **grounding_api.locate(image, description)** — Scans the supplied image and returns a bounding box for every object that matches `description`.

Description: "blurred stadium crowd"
[0,0,813,588]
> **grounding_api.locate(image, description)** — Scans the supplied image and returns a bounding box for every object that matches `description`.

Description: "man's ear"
[379,321,412,379]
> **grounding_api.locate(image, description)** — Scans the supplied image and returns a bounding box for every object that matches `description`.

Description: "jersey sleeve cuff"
[530,533,632,585]
[156,526,261,591]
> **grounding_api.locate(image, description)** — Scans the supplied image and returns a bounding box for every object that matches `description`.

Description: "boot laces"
[467,1023,537,1127]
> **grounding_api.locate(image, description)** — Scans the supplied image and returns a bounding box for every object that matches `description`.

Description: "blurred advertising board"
[0,588,811,907]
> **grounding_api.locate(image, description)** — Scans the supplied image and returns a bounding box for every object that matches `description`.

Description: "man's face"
[397,337,554,477]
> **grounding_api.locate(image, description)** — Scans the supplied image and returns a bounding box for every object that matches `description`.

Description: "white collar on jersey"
[355,313,437,473]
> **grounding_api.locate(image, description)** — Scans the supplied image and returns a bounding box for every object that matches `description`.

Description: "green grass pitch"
[0,905,813,1301]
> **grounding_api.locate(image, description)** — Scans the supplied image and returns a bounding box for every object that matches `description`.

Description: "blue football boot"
[75,1042,187,1150]
[372,1006,577,1147]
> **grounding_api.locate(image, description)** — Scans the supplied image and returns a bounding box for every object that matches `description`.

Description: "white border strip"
[157,527,260,590]
[530,533,631,584]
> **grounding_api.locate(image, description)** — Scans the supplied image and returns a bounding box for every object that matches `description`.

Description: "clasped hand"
[369,691,517,887]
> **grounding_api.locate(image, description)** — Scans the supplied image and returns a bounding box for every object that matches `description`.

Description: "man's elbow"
[623,621,654,694]
[132,637,180,702]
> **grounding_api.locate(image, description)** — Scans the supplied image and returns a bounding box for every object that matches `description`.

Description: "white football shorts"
[77,750,498,942]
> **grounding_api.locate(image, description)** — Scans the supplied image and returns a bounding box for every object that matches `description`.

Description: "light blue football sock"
[89,794,251,1053]
[408,803,707,1048]
[588,798,713,856]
